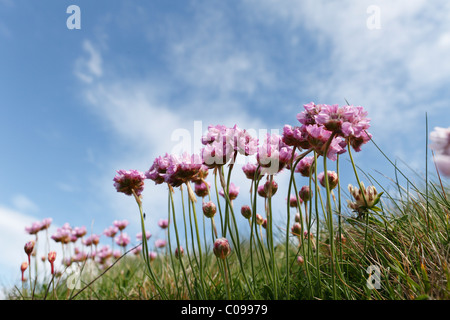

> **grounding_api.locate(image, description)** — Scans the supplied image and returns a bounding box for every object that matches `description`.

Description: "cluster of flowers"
[430,127,450,176]
[113,102,372,261]
[20,216,171,282]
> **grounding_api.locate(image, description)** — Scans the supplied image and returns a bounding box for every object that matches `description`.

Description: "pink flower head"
[115,233,130,248]
[213,238,231,260]
[113,169,146,196]
[219,182,240,201]
[103,226,119,238]
[194,180,210,198]
[191,165,210,184]
[433,154,450,176]
[149,251,157,261]
[113,220,129,231]
[25,221,42,235]
[51,224,72,244]
[96,245,113,264]
[297,102,323,126]
[145,153,171,185]
[295,156,315,177]
[255,213,264,225]
[132,245,142,256]
[232,125,258,156]
[282,125,310,150]
[40,218,52,231]
[242,162,262,180]
[318,171,339,190]
[155,239,167,249]
[136,231,152,241]
[158,219,169,229]
[83,234,100,246]
[257,133,293,174]
[73,226,87,238]
[165,153,203,187]
[315,104,347,132]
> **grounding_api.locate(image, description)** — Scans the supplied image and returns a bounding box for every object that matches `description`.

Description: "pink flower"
[242,162,262,180]
[83,234,100,246]
[164,153,203,187]
[115,233,130,248]
[255,214,264,225]
[433,154,450,176]
[297,102,323,126]
[282,124,310,150]
[136,231,152,241]
[295,156,315,177]
[219,182,240,200]
[194,181,210,198]
[113,169,146,196]
[103,226,119,238]
[155,239,167,249]
[149,251,157,261]
[113,220,129,231]
[158,219,169,229]
[25,221,42,235]
[145,153,171,185]
[257,133,293,174]
[263,180,278,198]
[24,241,35,265]
[73,226,87,238]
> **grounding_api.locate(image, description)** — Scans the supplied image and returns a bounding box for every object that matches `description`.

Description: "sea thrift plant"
[219,182,240,200]
[318,171,339,190]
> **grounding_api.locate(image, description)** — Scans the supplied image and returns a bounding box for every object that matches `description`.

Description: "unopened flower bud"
[319,171,339,190]
[255,214,264,225]
[241,205,252,219]
[299,185,313,202]
[213,238,231,260]
[175,246,184,259]
[202,201,217,218]
[291,222,302,236]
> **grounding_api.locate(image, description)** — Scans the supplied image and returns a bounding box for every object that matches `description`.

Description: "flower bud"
[255,214,264,225]
[48,251,57,275]
[319,171,339,190]
[299,185,313,202]
[24,241,35,257]
[263,180,278,197]
[291,222,302,236]
[175,246,184,259]
[297,255,304,265]
[213,238,231,260]
[240,205,252,219]
[202,201,217,218]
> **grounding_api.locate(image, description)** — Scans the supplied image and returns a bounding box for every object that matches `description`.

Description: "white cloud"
[74,40,103,84]
[11,194,39,213]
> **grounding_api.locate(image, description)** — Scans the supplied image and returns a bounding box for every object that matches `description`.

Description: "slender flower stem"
[322,133,338,299]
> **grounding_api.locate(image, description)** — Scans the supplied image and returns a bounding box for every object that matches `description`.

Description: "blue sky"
[1,0,450,293]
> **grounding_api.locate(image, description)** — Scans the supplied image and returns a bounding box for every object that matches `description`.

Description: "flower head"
[103,226,119,238]
[194,181,210,198]
[113,169,146,196]
[115,233,130,248]
[175,246,184,259]
[48,251,56,274]
[219,182,240,201]
[347,182,382,214]
[113,220,129,231]
[20,262,28,282]
[136,231,152,241]
[24,241,35,263]
[295,156,315,177]
[158,219,169,229]
[299,185,313,202]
